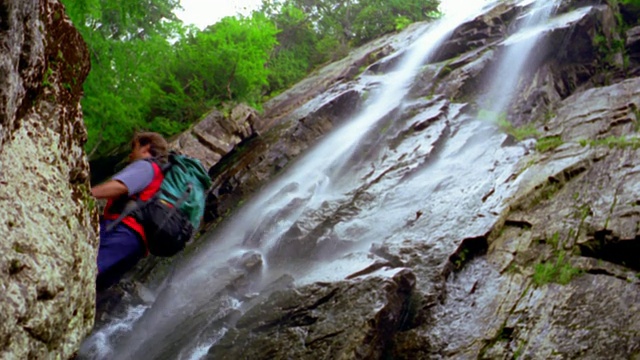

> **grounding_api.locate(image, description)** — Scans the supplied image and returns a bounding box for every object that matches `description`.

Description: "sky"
[175,0,263,29]
[176,0,472,29]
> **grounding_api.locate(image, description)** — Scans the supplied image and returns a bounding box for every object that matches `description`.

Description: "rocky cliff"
[199,1,640,359]
[81,0,640,359]
[0,1,96,359]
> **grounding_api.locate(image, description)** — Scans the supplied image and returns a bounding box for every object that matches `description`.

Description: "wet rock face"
[193,1,640,359]
[203,86,364,226]
[173,25,428,203]
[207,269,416,359]
[192,24,431,229]
[88,1,640,358]
[391,78,640,359]
[0,1,96,359]
[432,2,517,63]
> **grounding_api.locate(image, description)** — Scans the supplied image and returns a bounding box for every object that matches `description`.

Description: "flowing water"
[77,0,577,358]
[480,0,562,114]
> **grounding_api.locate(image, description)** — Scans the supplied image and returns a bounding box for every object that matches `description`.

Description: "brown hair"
[132,132,169,160]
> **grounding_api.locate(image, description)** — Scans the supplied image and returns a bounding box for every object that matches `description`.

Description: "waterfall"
[480,0,562,114]
[76,0,566,358]
[221,0,494,270]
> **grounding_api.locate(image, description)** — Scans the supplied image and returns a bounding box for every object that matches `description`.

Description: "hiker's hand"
[91,180,128,199]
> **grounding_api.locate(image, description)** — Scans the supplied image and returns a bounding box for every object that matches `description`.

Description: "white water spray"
[82,0,501,358]
[481,0,562,114]
[184,0,494,272]
[78,305,148,360]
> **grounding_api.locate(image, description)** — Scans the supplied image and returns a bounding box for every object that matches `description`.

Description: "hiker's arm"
[93,160,153,199]
[91,180,128,199]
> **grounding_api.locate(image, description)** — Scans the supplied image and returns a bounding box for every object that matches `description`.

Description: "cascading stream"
[77,0,579,358]
[481,0,562,114]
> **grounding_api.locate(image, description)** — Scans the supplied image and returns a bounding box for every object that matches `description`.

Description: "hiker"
[91,132,168,290]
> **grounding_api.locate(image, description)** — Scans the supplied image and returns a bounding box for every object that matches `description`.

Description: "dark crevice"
[0,3,10,32]
[346,260,394,279]
[504,219,533,229]
[584,268,630,282]
[578,231,640,271]
[479,326,516,357]
[565,164,588,180]
[447,236,489,273]
[306,287,340,310]
[16,12,43,124]
[36,287,56,301]
[396,290,437,332]
[482,188,495,202]
[8,259,26,275]
[305,330,345,347]
[23,326,48,344]
[254,288,340,332]
[513,160,590,211]
[254,312,319,333]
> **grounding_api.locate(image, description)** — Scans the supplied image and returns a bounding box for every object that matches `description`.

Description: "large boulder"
[169,104,259,170]
[207,269,416,359]
[0,1,96,359]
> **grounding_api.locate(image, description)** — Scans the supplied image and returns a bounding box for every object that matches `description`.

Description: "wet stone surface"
[87,1,640,359]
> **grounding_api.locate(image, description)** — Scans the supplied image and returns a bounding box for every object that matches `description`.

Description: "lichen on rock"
[0,0,96,359]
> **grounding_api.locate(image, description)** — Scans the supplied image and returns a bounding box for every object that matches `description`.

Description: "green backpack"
[155,153,212,230]
[139,152,213,257]
[108,152,212,257]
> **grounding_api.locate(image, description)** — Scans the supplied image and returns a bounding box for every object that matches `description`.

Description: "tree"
[61,0,182,157]
[61,0,440,160]
[261,2,319,93]
[148,13,279,128]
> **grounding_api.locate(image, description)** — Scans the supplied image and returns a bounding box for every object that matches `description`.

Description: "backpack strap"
[144,156,172,173]
[104,157,166,233]
[104,199,143,232]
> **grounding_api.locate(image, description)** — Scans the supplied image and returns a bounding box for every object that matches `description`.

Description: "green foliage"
[535,136,563,153]
[478,110,565,153]
[579,136,640,149]
[593,2,634,71]
[479,109,539,141]
[63,0,278,157]
[533,232,582,286]
[513,343,525,359]
[543,110,556,124]
[533,251,582,286]
[61,0,442,160]
[262,0,441,61]
[546,232,560,249]
[510,124,539,141]
[166,14,278,107]
[352,0,441,45]
[61,0,182,157]
[395,16,412,31]
[262,3,318,94]
[42,67,54,87]
[453,247,470,270]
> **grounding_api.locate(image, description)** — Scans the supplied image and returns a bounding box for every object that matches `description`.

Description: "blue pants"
[97,219,145,290]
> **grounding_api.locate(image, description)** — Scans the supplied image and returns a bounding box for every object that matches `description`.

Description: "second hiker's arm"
[91,180,128,199]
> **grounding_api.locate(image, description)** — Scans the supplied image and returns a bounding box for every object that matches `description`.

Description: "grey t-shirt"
[112,159,155,196]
